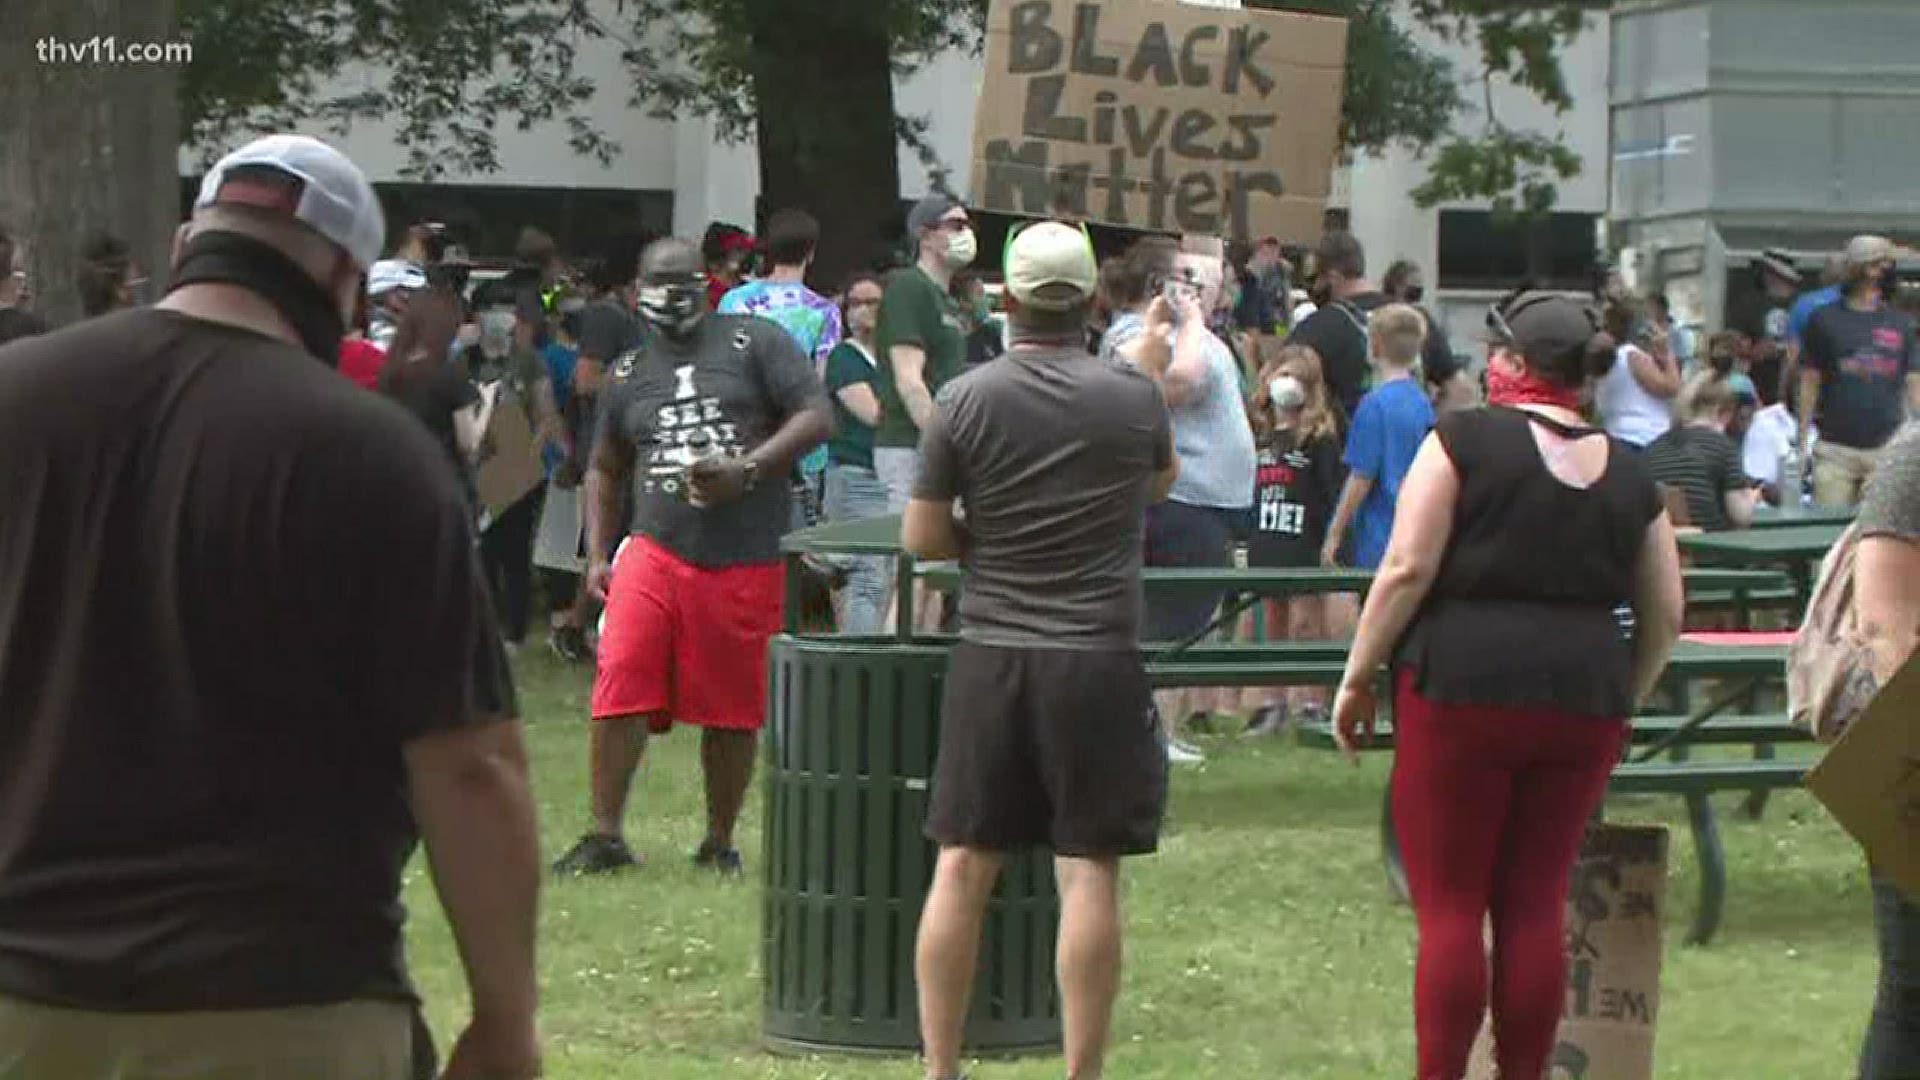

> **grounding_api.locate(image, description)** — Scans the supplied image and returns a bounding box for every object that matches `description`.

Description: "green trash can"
[761,634,1061,1056]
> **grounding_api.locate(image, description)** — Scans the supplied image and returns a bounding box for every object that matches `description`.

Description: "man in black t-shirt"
[1799,235,1920,507]
[0,135,537,1078]
[551,238,829,879]
[1287,231,1387,420]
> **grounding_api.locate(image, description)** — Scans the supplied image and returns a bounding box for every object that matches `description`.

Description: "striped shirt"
[1645,425,1746,531]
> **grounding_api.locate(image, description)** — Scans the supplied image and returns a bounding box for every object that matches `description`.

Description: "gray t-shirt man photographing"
[903,220,1178,1080]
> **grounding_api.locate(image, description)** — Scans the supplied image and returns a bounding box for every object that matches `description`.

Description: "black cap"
[1491,292,1600,366]
[906,194,961,236]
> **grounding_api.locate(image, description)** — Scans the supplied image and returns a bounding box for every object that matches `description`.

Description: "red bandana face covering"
[1485,354,1584,411]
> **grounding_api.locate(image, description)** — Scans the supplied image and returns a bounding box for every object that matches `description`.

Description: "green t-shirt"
[823,339,879,469]
[872,266,967,448]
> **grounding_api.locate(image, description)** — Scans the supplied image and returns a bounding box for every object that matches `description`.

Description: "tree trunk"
[2,0,181,327]
[747,0,903,291]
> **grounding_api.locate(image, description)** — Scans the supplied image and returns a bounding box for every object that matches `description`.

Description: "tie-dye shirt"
[718,280,844,482]
[717,280,843,366]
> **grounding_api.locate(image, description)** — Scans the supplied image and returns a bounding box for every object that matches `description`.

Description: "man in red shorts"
[552,237,829,877]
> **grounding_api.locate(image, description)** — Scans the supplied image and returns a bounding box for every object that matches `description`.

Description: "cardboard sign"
[968,0,1348,244]
[477,386,544,522]
[1468,825,1670,1080]
[1808,649,1920,899]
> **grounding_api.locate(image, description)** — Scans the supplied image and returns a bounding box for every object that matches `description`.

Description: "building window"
[1437,210,1599,292]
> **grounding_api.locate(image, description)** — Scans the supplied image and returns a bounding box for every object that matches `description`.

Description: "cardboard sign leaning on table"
[1467,824,1670,1080]
[968,0,1348,245]
[1808,649,1920,899]
[476,382,544,524]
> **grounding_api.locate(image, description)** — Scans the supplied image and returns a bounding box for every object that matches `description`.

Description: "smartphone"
[1162,268,1199,323]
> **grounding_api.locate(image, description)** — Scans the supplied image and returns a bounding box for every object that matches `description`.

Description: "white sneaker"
[1167,738,1206,765]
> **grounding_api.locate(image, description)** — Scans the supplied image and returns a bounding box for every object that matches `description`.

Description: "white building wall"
[182,0,1609,280]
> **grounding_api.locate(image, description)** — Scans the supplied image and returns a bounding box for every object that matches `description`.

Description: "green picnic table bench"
[1679,523,1845,610]
[1289,639,1806,945]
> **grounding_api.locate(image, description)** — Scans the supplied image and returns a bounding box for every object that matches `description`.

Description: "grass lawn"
[403,649,1878,1078]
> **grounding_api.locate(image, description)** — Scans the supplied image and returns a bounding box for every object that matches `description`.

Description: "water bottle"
[1779,444,1805,509]
[682,430,727,508]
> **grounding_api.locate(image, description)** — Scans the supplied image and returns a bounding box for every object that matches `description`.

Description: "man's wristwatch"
[741,458,760,490]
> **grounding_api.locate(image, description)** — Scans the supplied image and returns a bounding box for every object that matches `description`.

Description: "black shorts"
[927,643,1168,858]
[1143,500,1237,643]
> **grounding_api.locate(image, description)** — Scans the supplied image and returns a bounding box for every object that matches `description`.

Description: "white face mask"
[1269,375,1307,410]
[947,228,978,268]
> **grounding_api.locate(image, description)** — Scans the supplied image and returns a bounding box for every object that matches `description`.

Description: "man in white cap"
[366,256,428,352]
[1798,234,1920,507]
[906,220,1177,1080]
[0,135,539,1079]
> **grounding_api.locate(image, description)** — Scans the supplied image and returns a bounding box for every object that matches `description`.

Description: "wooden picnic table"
[1678,523,1844,607]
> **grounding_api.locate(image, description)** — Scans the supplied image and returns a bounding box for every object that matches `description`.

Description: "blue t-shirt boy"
[1335,375,1435,570]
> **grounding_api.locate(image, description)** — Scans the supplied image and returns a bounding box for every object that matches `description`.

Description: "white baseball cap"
[194,134,386,270]
[1004,220,1097,312]
[367,258,427,297]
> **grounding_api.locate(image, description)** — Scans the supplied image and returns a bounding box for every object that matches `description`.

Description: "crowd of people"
[0,126,1913,1080]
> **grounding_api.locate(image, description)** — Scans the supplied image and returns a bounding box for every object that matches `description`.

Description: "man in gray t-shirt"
[903,221,1177,1080]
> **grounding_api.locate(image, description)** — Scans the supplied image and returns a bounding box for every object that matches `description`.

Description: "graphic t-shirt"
[1344,377,1436,570]
[0,308,513,1011]
[824,339,879,470]
[1249,430,1344,569]
[595,314,826,566]
[1803,301,1919,450]
[872,266,967,449]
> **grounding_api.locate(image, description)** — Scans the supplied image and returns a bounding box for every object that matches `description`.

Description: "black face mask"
[1882,263,1902,298]
[1404,285,1426,304]
[169,230,349,363]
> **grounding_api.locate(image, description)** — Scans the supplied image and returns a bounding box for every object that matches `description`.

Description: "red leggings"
[1391,672,1627,1080]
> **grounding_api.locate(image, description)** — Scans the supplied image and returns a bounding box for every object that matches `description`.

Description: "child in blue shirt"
[1323,304,1437,570]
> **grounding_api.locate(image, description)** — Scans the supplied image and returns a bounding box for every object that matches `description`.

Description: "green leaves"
[177,0,616,180]
[1408,127,1583,221]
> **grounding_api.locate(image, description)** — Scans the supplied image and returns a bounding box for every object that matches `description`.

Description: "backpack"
[1786,522,1881,743]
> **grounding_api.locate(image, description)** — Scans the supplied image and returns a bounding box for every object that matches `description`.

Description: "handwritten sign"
[1809,646,1920,898]
[968,0,1348,244]
[1469,825,1670,1080]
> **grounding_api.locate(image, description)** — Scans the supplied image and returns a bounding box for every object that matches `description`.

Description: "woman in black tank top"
[1330,294,1687,1080]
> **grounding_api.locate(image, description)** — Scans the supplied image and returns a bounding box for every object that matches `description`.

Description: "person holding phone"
[1101,237,1257,763]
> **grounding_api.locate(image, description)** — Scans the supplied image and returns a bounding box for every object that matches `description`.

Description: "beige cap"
[1847,234,1896,268]
[1004,221,1097,312]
